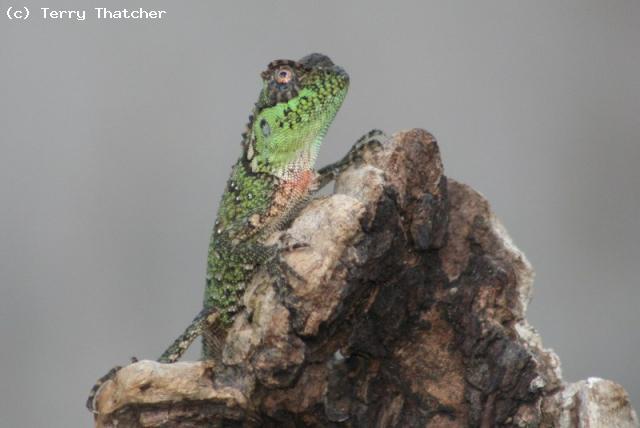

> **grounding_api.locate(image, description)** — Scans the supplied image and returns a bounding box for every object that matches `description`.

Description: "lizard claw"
[264,238,307,291]
[266,253,306,286]
[277,232,309,253]
[315,129,387,191]
[349,129,386,162]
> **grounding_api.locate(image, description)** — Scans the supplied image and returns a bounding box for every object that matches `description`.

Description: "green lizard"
[87,53,384,412]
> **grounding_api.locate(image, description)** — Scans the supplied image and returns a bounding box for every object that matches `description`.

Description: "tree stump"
[91,129,638,428]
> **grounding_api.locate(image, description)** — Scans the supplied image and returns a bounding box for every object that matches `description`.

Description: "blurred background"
[1,1,639,426]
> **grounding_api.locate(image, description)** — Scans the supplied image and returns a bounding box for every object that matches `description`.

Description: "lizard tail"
[86,364,122,413]
[86,309,220,413]
[86,357,138,413]
[158,308,220,363]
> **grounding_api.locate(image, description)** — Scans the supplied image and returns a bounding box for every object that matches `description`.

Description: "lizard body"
[162,53,351,361]
[88,53,385,411]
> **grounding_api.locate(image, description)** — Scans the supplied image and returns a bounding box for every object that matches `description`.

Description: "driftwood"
[91,129,638,427]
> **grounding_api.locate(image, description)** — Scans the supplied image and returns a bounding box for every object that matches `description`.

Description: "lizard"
[87,52,385,412]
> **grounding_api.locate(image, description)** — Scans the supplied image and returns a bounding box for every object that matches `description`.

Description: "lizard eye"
[275,67,293,84]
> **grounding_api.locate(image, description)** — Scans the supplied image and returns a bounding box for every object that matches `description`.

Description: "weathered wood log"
[92,129,638,428]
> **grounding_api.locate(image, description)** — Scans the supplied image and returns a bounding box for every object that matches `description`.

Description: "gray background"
[1,1,638,426]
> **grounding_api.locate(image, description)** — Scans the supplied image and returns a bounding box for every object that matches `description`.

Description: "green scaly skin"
[193,53,350,359]
[208,56,347,309]
[87,53,387,412]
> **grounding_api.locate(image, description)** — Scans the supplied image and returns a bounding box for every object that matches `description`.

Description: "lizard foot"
[277,231,310,253]
[266,252,306,286]
[350,129,387,161]
[315,129,387,190]
[265,236,307,290]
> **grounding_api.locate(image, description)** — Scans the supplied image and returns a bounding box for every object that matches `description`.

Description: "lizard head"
[245,53,350,179]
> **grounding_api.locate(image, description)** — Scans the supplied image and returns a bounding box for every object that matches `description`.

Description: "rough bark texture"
[92,129,638,428]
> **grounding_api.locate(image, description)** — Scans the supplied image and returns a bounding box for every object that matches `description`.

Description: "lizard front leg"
[91,127,387,370]
[315,129,387,190]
